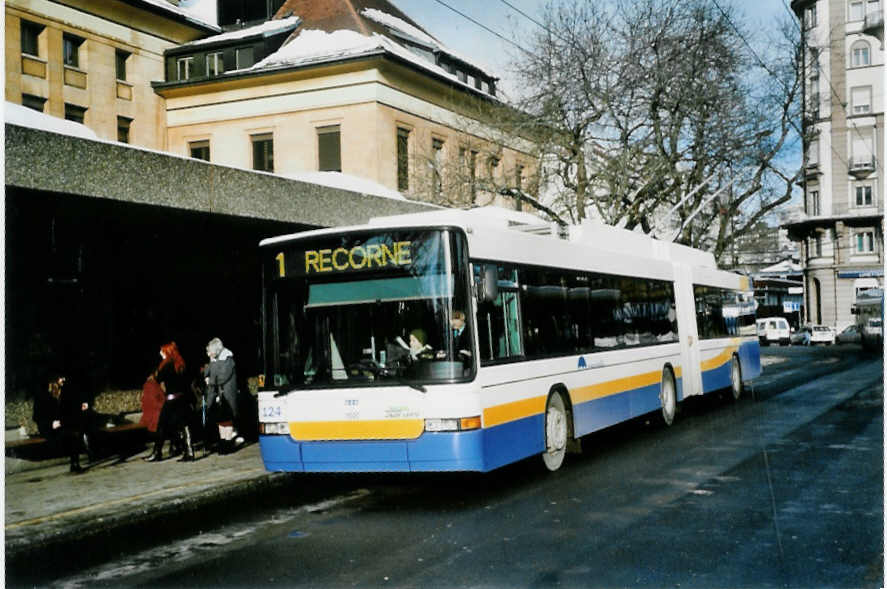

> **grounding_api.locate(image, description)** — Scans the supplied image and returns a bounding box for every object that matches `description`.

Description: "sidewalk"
[5,439,288,563]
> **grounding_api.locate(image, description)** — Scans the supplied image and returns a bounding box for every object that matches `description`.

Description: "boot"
[70,453,83,474]
[82,432,95,463]
[143,438,163,462]
[169,432,184,457]
[178,426,195,462]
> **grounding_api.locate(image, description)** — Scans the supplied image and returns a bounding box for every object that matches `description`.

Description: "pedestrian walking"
[203,337,241,454]
[144,342,194,462]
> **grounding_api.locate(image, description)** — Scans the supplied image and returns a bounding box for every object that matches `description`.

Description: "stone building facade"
[788,0,884,330]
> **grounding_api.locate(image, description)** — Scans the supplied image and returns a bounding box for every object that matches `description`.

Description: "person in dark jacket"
[144,342,194,462]
[203,337,240,454]
[33,374,90,473]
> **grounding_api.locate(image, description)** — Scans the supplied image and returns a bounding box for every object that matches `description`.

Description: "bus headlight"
[424,416,481,432]
[260,422,289,435]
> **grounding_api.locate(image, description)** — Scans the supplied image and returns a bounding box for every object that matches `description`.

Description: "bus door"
[673,264,702,398]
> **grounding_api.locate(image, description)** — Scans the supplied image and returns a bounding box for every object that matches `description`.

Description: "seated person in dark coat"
[33,375,91,473]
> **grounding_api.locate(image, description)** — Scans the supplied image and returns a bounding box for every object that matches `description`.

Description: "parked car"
[790,325,811,346]
[809,324,835,345]
[757,317,790,346]
[836,324,861,344]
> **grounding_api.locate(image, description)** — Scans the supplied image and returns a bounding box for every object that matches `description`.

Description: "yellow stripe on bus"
[290,419,424,441]
[483,395,547,428]
[570,370,662,404]
[700,343,738,372]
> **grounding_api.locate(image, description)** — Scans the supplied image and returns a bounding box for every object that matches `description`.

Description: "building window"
[487,156,500,180]
[63,34,84,68]
[235,47,254,70]
[851,86,872,114]
[855,184,873,206]
[850,0,865,20]
[206,52,224,76]
[317,125,341,172]
[116,50,130,81]
[432,138,444,198]
[809,190,820,216]
[22,94,46,112]
[813,234,823,257]
[252,133,274,172]
[854,231,875,253]
[469,150,478,200]
[21,20,43,56]
[189,140,210,161]
[515,164,525,191]
[177,56,193,81]
[118,117,132,143]
[851,41,871,67]
[397,127,410,191]
[804,4,817,28]
[65,104,86,124]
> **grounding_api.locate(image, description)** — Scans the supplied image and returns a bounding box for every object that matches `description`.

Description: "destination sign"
[272,237,421,279]
[304,241,412,274]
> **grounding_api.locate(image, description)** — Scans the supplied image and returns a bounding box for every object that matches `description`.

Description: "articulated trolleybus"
[257,209,760,473]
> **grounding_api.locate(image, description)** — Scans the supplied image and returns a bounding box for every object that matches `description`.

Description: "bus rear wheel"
[659,367,677,426]
[730,354,743,401]
[542,391,569,472]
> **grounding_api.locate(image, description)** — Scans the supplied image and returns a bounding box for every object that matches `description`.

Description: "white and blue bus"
[257,209,760,472]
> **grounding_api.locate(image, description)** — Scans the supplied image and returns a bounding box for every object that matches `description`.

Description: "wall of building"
[161,58,538,204]
[5,0,210,149]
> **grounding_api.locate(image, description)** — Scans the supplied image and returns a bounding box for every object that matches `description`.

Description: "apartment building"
[5,0,219,148]
[152,0,537,207]
[788,0,884,330]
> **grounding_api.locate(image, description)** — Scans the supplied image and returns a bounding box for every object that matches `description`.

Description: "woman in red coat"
[142,342,192,461]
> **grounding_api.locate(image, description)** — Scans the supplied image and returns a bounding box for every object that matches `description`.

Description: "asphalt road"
[51,345,884,588]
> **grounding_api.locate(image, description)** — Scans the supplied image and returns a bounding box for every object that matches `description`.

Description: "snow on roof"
[180,15,300,48]
[136,0,219,30]
[5,101,98,140]
[361,8,494,77]
[281,170,406,200]
[251,29,383,70]
[248,28,500,99]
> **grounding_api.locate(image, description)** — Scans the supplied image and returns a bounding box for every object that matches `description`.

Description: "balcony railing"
[849,156,876,177]
[864,10,883,39]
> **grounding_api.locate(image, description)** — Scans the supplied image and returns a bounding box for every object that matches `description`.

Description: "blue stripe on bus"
[259,431,488,472]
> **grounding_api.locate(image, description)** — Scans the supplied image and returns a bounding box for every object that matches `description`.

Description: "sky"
[391,0,796,100]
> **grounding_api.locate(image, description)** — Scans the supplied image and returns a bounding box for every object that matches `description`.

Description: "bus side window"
[476,264,522,363]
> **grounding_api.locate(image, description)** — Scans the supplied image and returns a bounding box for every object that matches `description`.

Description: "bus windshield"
[263,229,473,388]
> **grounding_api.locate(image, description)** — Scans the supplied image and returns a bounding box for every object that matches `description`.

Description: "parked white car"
[756,317,790,346]
[809,324,835,345]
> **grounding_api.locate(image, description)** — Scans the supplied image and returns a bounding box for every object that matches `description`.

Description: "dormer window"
[207,52,224,76]
[235,47,254,70]
[177,56,193,81]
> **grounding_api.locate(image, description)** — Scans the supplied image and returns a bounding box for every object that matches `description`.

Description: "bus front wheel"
[659,367,677,426]
[542,391,569,472]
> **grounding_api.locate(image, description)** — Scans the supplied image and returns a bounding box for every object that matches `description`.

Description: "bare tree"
[504,0,806,262]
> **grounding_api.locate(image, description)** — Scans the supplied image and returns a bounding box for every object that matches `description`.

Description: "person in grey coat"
[203,337,240,454]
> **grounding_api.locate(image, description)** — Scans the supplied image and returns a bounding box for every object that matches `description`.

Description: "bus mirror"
[479,265,499,303]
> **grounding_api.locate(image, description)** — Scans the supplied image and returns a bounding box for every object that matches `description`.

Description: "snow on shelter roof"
[5,101,98,140]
